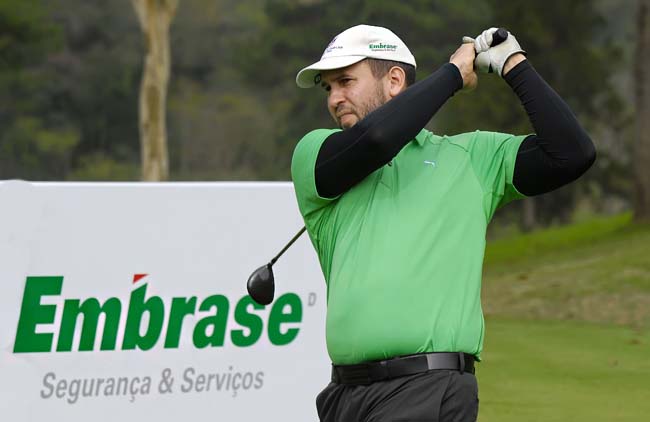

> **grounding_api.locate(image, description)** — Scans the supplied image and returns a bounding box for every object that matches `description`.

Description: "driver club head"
[247,264,275,305]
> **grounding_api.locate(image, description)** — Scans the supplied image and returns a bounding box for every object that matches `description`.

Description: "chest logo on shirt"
[423,160,437,168]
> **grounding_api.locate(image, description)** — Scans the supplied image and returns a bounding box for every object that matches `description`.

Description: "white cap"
[296,24,416,88]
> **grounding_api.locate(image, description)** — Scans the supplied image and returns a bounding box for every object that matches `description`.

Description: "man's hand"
[449,43,478,91]
[464,28,526,77]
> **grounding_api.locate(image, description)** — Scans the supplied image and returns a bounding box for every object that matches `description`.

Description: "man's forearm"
[315,63,463,199]
[507,60,596,195]
[502,53,526,76]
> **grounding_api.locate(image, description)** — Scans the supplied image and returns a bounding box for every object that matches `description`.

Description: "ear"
[387,66,407,97]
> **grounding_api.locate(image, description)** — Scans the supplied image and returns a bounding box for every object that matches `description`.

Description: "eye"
[340,78,352,86]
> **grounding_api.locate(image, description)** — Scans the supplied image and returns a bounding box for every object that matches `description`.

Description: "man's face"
[320,60,389,130]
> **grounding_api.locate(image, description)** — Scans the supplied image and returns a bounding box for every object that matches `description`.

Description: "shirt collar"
[414,129,429,146]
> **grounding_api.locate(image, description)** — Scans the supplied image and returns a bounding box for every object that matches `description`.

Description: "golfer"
[291,24,595,421]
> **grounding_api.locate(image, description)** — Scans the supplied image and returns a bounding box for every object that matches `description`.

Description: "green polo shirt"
[291,128,527,365]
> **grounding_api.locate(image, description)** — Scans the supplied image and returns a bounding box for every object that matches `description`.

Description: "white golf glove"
[462,27,525,77]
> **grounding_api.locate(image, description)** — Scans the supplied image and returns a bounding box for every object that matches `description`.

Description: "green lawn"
[478,318,650,422]
[476,214,650,421]
[483,213,650,327]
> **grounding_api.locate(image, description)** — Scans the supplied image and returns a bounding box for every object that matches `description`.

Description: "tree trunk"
[132,0,178,181]
[635,0,650,221]
[521,197,537,232]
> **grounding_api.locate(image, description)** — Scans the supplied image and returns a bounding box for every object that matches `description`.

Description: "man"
[290,24,595,422]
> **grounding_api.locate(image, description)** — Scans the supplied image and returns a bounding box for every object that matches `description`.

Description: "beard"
[338,83,389,130]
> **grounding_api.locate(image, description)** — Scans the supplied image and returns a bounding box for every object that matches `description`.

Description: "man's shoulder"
[297,128,342,146]
[441,130,518,151]
[291,128,341,175]
[432,130,481,151]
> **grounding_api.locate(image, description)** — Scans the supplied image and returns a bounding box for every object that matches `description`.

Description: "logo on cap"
[369,42,398,52]
[323,36,343,56]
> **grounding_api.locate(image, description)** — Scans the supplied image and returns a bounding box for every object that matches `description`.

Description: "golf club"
[247,226,306,305]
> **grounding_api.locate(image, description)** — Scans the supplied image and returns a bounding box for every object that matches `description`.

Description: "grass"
[476,214,650,421]
[482,213,650,327]
[484,213,635,267]
[478,318,650,422]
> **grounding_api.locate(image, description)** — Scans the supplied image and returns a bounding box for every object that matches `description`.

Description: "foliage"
[0,0,70,179]
[0,0,639,229]
[0,0,142,180]
[236,0,627,229]
[484,0,628,227]
[166,0,275,180]
[237,0,493,177]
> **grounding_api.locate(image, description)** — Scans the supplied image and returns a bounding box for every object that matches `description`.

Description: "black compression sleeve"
[314,63,463,198]
[505,60,596,196]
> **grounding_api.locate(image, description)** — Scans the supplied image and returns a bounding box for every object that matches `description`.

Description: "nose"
[328,87,345,112]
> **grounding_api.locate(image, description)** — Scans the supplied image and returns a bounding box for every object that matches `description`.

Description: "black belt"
[331,352,476,385]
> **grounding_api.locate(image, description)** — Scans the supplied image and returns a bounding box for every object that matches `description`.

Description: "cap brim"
[296,55,367,88]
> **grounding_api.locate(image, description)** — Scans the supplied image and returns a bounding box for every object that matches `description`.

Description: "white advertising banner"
[0,181,330,421]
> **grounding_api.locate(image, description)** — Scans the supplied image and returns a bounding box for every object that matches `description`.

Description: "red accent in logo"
[133,274,148,284]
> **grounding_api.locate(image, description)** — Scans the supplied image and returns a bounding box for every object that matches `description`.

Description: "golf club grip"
[491,28,508,47]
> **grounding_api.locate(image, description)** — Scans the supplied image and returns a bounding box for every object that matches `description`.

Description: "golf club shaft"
[270,226,306,265]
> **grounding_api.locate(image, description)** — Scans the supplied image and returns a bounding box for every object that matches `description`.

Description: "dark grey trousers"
[316,370,479,422]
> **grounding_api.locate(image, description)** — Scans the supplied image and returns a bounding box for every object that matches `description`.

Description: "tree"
[166,0,276,180]
[50,0,143,181]
[0,0,144,181]
[0,0,79,180]
[635,0,650,222]
[238,0,622,230]
[131,0,179,181]
[238,0,491,178]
